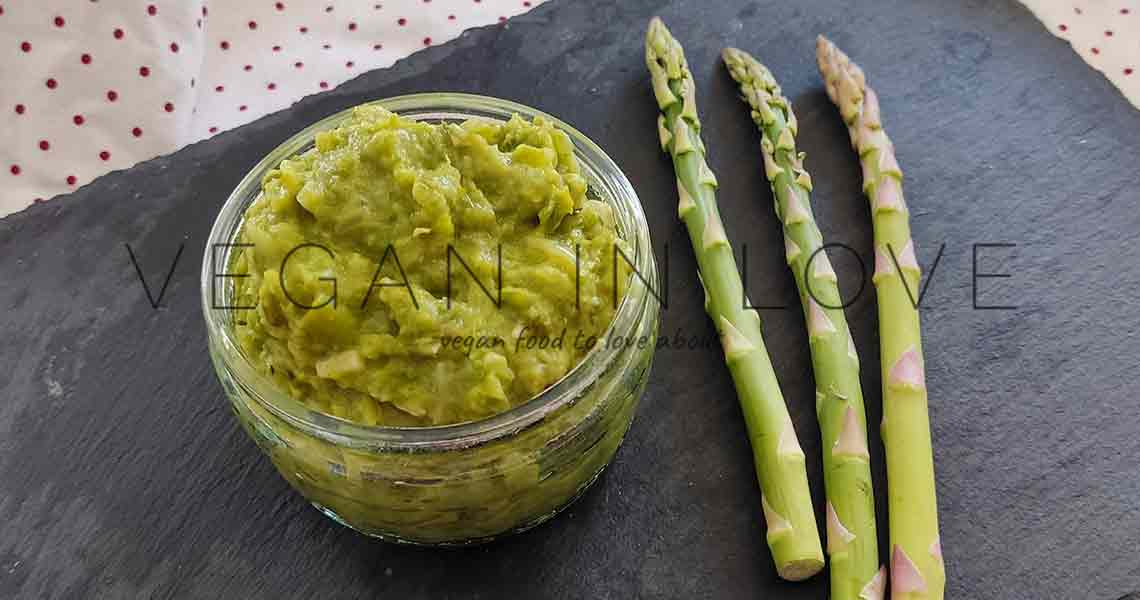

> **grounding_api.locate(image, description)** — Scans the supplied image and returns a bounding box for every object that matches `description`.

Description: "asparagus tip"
[646,16,673,52]
[816,34,840,64]
[645,16,686,68]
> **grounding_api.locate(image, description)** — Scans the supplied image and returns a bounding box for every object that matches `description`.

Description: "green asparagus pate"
[232,105,628,426]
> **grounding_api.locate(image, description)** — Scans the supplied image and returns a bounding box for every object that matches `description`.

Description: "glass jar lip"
[200,92,657,451]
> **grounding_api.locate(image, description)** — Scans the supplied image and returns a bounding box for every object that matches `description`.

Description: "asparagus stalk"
[723,47,884,600]
[815,36,945,599]
[646,18,824,581]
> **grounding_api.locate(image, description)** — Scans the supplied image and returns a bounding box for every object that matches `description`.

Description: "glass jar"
[201,93,660,545]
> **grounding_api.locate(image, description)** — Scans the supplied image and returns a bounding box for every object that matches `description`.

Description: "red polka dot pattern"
[1026,1,1138,111]
[1,0,546,213]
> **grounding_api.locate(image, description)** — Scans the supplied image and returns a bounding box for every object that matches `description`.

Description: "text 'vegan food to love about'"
[231,105,630,427]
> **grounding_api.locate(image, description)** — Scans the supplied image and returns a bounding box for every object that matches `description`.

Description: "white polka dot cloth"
[1,1,1136,217]
[0,0,545,217]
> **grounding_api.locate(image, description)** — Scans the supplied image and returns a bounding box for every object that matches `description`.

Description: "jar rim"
[200,93,656,451]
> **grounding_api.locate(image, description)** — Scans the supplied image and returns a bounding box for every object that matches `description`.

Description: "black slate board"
[3,0,1140,598]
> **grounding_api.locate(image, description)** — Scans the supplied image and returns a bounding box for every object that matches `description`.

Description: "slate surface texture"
[2,0,1139,598]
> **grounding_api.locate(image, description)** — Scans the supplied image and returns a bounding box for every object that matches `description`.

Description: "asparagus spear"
[815,36,945,599]
[646,18,824,581]
[723,47,884,600]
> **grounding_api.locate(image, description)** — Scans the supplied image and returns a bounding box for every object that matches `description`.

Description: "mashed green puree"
[233,105,628,426]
